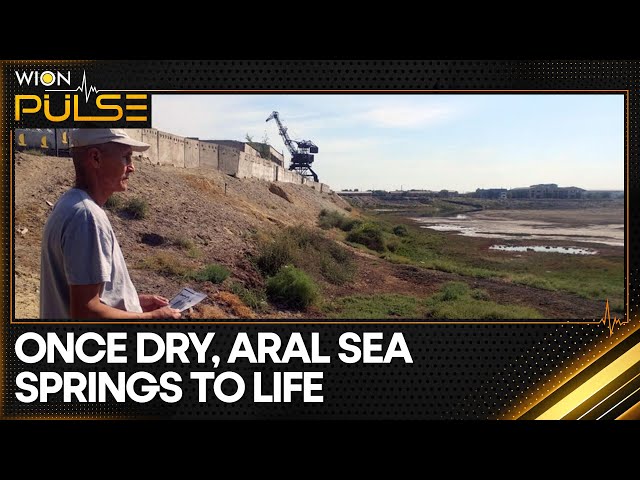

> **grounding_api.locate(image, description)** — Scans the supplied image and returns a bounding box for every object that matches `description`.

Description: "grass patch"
[137,252,194,277]
[123,197,149,219]
[255,225,355,285]
[229,281,268,312]
[188,263,230,284]
[318,209,360,231]
[323,294,420,319]
[425,281,542,319]
[266,265,318,309]
[172,235,201,258]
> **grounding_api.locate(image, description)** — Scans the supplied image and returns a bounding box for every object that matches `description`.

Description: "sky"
[152,94,624,192]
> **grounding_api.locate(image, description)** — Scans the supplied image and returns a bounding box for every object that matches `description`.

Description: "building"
[473,188,508,199]
[506,184,585,199]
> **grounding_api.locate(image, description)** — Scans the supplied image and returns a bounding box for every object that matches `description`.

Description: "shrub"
[105,195,123,211]
[339,218,362,232]
[438,282,470,301]
[255,225,355,285]
[471,288,490,301]
[386,238,400,252]
[318,209,359,231]
[266,265,318,309]
[393,225,409,237]
[123,197,148,219]
[346,222,386,252]
[255,236,295,276]
[189,263,230,284]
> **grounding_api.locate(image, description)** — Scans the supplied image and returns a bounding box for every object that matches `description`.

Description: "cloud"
[355,104,456,128]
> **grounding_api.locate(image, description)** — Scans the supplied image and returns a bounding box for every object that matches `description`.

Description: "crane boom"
[266,110,319,182]
[266,111,297,157]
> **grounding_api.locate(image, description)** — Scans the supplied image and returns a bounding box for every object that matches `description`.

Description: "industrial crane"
[266,111,319,182]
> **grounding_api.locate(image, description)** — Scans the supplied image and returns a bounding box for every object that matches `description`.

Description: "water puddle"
[413,212,623,246]
[489,245,597,255]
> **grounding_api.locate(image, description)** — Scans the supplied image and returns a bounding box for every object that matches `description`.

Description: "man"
[40,128,181,320]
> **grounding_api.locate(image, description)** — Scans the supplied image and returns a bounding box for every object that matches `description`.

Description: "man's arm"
[70,284,181,320]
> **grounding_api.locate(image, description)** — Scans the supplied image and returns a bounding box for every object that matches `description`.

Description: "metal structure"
[266,111,319,182]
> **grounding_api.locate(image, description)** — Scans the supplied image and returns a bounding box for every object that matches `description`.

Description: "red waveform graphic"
[600,299,630,337]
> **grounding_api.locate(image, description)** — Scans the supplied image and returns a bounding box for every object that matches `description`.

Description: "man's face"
[93,142,135,194]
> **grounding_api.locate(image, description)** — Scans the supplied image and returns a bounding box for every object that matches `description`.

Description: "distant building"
[506,184,585,199]
[474,188,508,199]
[529,183,585,199]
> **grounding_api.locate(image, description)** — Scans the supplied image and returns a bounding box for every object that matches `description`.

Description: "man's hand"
[139,294,170,312]
[145,305,182,319]
[69,285,181,320]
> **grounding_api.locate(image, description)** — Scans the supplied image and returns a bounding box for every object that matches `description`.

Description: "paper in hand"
[168,287,207,312]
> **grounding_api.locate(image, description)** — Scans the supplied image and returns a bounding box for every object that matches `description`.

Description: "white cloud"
[356,104,455,128]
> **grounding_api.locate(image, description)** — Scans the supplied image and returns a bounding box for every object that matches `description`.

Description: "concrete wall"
[237,153,276,181]
[244,143,260,156]
[199,142,218,169]
[158,131,185,167]
[275,166,299,184]
[218,145,240,176]
[141,129,158,163]
[121,128,331,192]
[184,137,199,169]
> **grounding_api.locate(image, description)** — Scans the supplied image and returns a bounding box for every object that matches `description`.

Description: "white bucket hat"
[71,128,150,152]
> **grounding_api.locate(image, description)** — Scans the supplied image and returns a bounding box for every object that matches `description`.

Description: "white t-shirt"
[40,188,142,319]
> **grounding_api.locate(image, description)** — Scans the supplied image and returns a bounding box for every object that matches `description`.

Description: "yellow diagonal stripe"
[536,342,640,420]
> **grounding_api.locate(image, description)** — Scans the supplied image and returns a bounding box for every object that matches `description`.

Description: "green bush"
[255,236,295,276]
[386,238,400,252]
[393,225,409,237]
[189,263,230,284]
[346,222,386,252]
[318,209,359,232]
[123,197,149,219]
[266,265,318,309]
[105,195,123,211]
[255,226,355,285]
[438,282,470,301]
[340,218,362,232]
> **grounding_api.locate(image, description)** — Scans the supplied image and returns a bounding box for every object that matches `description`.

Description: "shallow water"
[413,211,623,247]
[489,245,597,255]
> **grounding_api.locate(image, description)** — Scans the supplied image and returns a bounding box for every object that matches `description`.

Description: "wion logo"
[14,69,151,127]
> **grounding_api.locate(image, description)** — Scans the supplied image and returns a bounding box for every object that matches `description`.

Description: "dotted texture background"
[1,60,637,420]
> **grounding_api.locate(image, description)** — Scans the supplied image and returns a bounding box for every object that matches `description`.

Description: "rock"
[45,200,53,207]
[268,183,292,203]
[18,228,28,236]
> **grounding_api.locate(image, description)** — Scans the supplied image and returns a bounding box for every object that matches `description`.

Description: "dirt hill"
[14,151,351,318]
[14,151,606,320]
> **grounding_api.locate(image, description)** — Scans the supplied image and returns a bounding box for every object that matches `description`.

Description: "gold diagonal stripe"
[597,385,640,419]
[576,370,640,419]
[616,401,640,420]
[536,342,640,420]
